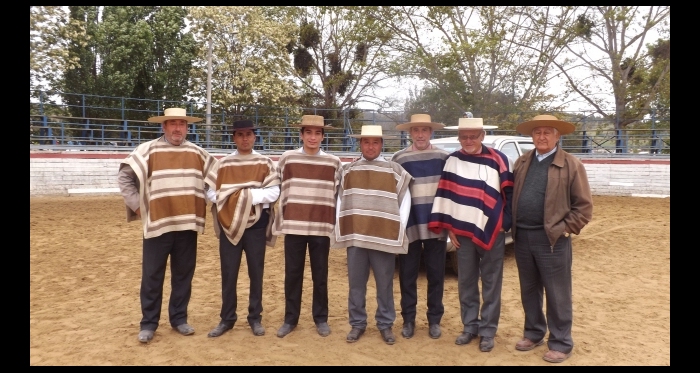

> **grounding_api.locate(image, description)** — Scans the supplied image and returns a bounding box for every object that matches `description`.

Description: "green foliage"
[573,14,595,40]
[57,6,196,121]
[299,21,321,48]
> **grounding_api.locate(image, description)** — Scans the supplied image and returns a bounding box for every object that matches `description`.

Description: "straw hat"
[516,114,575,135]
[456,117,484,130]
[349,125,397,139]
[148,108,202,123]
[291,114,334,128]
[395,114,445,131]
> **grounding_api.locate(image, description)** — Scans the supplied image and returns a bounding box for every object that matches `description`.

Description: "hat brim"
[291,123,335,128]
[395,122,445,131]
[516,120,575,136]
[443,125,498,130]
[348,135,398,139]
[149,115,202,124]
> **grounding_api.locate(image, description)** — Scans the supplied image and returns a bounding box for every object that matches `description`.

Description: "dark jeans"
[398,238,446,325]
[140,230,197,331]
[283,234,330,325]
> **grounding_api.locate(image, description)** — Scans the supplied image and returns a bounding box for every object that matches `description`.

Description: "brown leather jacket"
[512,147,593,247]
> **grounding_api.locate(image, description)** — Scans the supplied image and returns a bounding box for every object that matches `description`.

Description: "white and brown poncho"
[120,138,218,239]
[212,153,280,247]
[333,157,413,254]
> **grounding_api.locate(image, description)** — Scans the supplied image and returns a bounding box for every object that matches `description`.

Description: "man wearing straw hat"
[205,119,281,338]
[428,116,514,353]
[333,125,412,345]
[272,114,343,339]
[511,114,592,363]
[391,114,450,340]
[117,107,218,343]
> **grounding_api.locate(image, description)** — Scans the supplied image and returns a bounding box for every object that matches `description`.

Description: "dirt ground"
[29,195,670,366]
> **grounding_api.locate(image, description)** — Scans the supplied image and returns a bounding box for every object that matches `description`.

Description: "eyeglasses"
[458,134,482,141]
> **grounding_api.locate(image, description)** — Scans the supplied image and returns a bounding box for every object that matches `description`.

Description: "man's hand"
[135,208,141,218]
[448,230,460,249]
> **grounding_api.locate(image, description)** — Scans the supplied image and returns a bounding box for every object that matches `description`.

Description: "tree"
[59,6,196,120]
[548,6,670,128]
[374,6,570,128]
[61,6,100,117]
[286,6,397,118]
[30,6,87,95]
[187,6,300,123]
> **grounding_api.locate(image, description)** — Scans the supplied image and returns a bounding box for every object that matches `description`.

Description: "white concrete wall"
[29,155,670,197]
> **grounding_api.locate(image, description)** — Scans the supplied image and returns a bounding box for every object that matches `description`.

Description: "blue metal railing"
[30,90,670,156]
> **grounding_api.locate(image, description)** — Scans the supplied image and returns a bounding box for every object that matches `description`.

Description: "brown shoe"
[543,350,572,363]
[515,337,545,351]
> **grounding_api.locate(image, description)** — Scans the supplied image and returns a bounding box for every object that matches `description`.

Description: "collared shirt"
[536,146,557,162]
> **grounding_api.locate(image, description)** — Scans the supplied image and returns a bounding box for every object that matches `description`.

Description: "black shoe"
[316,322,331,337]
[479,336,495,352]
[173,323,195,336]
[207,322,234,338]
[455,332,476,345]
[346,327,365,343]
[138,329,154,343]
[429,324,441,339]
[276,323,296,338]
[401,322,415,339]
[380,328,396,345]
[250,322,265,336]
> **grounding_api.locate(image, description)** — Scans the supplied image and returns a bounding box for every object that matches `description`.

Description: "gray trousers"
[346,246,396,330]
[514,228,573,354]
[456,232,505,338]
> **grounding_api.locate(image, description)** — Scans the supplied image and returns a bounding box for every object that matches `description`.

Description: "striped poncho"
[428,146,513,250]
[120,138,218,239]
[212,152,280,247]
[332,157,413,254]
[391,146,449,243]
[272,148,343,237]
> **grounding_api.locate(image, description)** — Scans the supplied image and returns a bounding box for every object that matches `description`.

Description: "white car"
[429,135,535,274]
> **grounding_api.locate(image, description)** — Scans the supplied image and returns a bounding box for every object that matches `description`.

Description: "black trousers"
[140,230,197,331]
[283,234,330,325]
[398,238,446,325]
[217,225,266,326]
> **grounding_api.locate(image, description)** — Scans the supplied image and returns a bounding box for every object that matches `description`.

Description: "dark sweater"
[515,154,553,229]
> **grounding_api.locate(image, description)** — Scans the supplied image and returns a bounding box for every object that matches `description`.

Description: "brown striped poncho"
[271,148,343,237]
[120,138,218,239]
[211,152,280,247]
[332,158,413,254]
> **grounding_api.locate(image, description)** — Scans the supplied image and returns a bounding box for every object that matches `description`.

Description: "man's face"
[162,119,188,145]
[360,137,383,161]
[233,129,256,154]
[531,126,560,154]
[300,127,324,153]
[458,129,484,154]
[409,125,433,150]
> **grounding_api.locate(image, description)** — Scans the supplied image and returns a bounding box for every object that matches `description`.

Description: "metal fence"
[30,90,670,156]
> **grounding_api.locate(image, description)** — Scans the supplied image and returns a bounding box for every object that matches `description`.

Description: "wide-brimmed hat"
[349,125,397,139]
[291,114,334,128]
[516,114,575,135]
[231,119,257,133]
[395,114,445,131]
[455,117,484,130]
[148,108,202,123]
